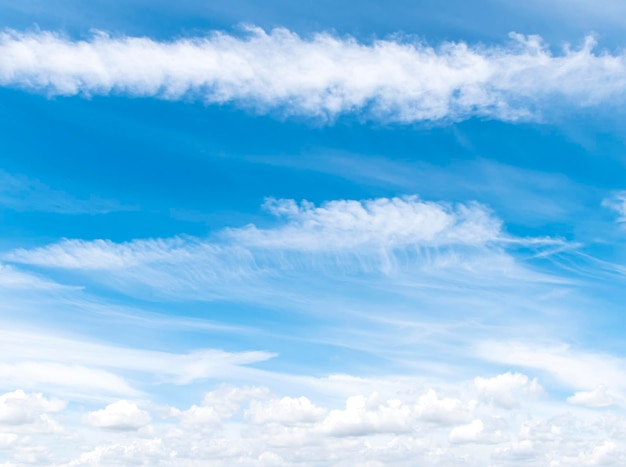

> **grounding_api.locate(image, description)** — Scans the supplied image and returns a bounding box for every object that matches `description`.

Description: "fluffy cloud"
[415,389,474,425]
[84,400,151,431]
[0,382,624,466]
[174,385,271,429]
[567,385,616,408]
[448,418,503,444]
[474,372,543,409]
[247,396,326,425]
[0,28,625,123]
[319,393,413,436]
[0,390,65,426]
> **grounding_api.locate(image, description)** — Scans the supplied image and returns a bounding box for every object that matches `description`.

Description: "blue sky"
[2,1,626,465]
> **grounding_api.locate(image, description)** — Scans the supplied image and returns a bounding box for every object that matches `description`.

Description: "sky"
[2,1,626,466]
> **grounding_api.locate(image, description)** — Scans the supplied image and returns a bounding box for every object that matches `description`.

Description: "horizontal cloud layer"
[2,378,625,466]
[1,28,626,122]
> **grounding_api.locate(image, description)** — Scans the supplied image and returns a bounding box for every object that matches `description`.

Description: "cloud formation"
[231,196,501,250]
[1,28,625,122]
[84,400,151,431]
[1,377,625,466]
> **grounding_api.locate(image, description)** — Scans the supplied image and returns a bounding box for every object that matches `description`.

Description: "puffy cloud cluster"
[475,372,543,409]
[567,385,616,408]
[0,28,625,123]
[1,376,625,466]
[83,400,151,431]
[0,389,65,426]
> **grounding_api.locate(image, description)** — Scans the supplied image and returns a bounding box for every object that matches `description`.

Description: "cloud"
[603,191,626,222]
[0,362,138,398]
[474,372,543,409]
[84,400,151,431]
[567,385,616,408]
[0,433,18,449]
[230,196,502,251]
[247,396,326,425]
[319,393,413,436]
[4,197,503,270]
[448,419,503,444]
[0,263,68,291]
[0,170,127,215]
[0,390,65,426]
[0,28,625,123]
[0,328,276,397]
[414,389,474,425]
[174,385,272,429]
[474,341,626,393]
[0,382,622,466]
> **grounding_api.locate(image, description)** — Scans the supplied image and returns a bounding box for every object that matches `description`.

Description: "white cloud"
[415,389,474,425]
[0,328,276,397]
[0,390,65,426]
[0,28,625,123]
[474,372,543,409]
[0,433,18,449]
[0,362,138,397]
[603,191,626,223]
[319,393,413,436]
[84,400,151,431]
[0,263,68,291]
[448,418,503,444]
[4,237,210,270]
[474,341,626,393]
[230,196,501,250]
[567,385,616,408]
[247,396,326,425]
[4,197,503,271]
[0,382,623,466]
[173,385,272,429]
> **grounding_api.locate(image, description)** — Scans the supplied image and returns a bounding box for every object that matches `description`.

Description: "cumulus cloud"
[474,372,543,409]
[0,390,65,426]
[319,393,413,436]
[448,418,503,444]
[1,382,625,466]
[247,396,326,425]
[173,385,272,429]
[567,385,616,408]
[0,28,625,123]
[415,389,474,425]
[84,400,151,431]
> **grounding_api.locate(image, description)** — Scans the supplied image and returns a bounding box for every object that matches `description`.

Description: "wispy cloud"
[0,327,276,398]
[0,170,128,214]
[0,195,584,387]
[603,191,626,222]
[1,28,625,122]
[229,196,502,250]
